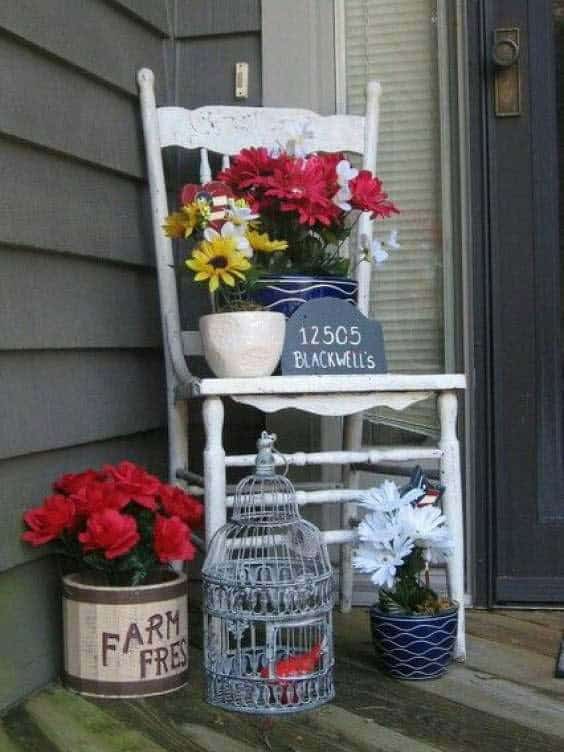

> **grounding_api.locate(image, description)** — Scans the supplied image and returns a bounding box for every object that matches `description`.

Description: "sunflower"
[186,237,251,292]
[246,230,288,253]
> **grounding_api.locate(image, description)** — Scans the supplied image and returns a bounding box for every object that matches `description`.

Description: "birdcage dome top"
[202,432,333,605]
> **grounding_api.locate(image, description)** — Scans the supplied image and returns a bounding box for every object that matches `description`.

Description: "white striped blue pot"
[250,274,358,319]
[369,604,458,680]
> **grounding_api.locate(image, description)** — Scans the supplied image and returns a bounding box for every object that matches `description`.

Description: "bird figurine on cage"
[202,432,335,714]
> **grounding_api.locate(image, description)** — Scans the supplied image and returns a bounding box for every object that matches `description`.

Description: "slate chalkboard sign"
[281,298,387,375]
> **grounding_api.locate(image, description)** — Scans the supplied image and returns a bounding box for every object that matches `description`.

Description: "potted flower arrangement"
[218,146,398,317]
[163,141,398,375]
[352,477,457,680]
[163,180,287,378]
[21,461,203,698]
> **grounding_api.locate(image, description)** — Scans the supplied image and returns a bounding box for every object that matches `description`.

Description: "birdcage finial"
[255,431,278,477]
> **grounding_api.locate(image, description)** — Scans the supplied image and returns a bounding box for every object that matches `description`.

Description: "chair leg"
[438,391,466,661]
[168,398,189,486]
[203,396,226,546]
[340,412,364,612]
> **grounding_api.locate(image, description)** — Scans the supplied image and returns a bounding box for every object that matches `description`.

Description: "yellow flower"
[162,211,190,239]
[185,237,251,293]
[163,199,211,239]
[246,230,288,253]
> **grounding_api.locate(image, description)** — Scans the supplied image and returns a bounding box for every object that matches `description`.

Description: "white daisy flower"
[353,535,414,590]
[226,199,258,226]
[336,159,359,186]
[358,480,422,513]
[396,504,448,549]
[387,229,401,250]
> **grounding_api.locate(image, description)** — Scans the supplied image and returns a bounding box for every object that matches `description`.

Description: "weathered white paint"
[224,446,444,467]
[232,391,433,416]
[157,105,365,155]
[137,69,190,486]
[340,413,364,611]
[439,391,466,660]
[193,374,466,396]
[202,397,226,544]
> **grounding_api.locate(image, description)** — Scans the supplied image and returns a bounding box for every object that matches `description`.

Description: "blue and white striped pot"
[369,604,458,680]
[250,274,358,319]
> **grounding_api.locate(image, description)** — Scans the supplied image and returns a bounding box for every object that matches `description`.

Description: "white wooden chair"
[137,68,467,659]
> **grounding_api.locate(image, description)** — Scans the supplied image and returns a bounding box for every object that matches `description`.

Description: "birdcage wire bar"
[202,432,335,714]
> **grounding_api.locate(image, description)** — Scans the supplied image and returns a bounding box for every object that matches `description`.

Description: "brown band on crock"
[63,670,188,696]
[62,579,187,605]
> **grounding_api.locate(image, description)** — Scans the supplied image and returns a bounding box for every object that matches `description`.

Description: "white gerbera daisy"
[358,480,422,514]
[396,504,448,549]
[353,535,414,590]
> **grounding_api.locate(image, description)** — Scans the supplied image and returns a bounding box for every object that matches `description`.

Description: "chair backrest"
[137,68,381,385]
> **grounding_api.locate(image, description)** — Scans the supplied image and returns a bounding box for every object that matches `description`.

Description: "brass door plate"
[494,28,521,117]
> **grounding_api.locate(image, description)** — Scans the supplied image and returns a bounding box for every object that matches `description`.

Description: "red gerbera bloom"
[349,170,399,218]
[217,147,278,192]
[314,152,344,199]
[263,157,340,226]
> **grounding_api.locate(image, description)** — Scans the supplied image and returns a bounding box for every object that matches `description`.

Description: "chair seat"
[191,373,466,396]
[187,374,465,416]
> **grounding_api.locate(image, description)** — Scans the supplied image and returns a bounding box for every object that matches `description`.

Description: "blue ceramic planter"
[369,604,458,680]
[250,274,358,319]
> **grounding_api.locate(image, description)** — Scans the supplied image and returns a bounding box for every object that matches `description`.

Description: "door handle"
[492,37,520,68]
[493,28,521,117]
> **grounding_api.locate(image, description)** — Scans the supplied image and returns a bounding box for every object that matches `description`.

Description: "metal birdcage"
[202,432,335,714]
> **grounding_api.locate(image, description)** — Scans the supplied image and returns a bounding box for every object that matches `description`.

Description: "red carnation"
[54,469,104,496]
[103,461,160,510]
[153,514,195,563]
[349,171,399,218]
[22,495,77,546]
[71,480,130,517]
[79,509,139,560]
[159,484,204,528]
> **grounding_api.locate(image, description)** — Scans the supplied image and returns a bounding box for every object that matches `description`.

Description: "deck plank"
[464,634,564,696]
[26,687,168,752]
[466,610,561,657]
[0,725,23,752]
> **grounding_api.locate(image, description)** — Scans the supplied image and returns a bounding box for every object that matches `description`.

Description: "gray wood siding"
[0,0,171,712]
[0,0,264,711]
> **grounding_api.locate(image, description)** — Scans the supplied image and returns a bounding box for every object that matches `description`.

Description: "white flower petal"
[388,229,401,250]
[204,228,220,242]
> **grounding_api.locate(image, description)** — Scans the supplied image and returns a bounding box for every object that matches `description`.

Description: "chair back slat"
[157,106,366,157]
[200,147,212,184]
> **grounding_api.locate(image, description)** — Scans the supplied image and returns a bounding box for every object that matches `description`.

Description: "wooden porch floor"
[2,608,564,752]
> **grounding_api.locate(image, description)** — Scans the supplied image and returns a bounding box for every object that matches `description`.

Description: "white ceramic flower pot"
[199,311,286,378]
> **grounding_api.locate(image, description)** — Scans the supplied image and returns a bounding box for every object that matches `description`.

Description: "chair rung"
[226,488,362,507]
[225,446,443,468]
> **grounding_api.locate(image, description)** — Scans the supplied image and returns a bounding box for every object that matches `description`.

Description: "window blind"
[344,0,446,436]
